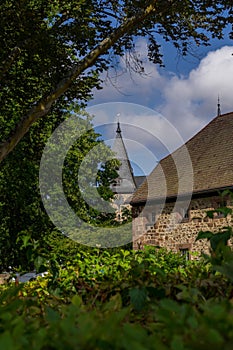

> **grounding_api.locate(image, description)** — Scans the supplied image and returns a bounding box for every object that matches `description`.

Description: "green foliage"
[195,193,233,285]
[0,106,121,272]
[196,194,233,269]
[1,247,233,349]
[196,226,233,253]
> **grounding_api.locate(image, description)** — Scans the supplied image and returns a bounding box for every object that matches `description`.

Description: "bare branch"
[100,9,122,21]
[52,11,71,30]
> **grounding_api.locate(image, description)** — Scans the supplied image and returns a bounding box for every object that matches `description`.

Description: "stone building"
[130,111,233,258]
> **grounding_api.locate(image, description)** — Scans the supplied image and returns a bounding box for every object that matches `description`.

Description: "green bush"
[1,244,233,349]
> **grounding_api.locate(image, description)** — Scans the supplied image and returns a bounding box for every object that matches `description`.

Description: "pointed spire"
[111,120,136,194]
[116,113,121,134]
[217,95,221,116]
[116,121,121,134]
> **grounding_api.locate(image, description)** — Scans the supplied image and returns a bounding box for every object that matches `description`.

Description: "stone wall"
[132,195,233,258]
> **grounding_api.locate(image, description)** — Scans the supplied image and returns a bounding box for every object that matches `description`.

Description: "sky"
[87,33,233,176]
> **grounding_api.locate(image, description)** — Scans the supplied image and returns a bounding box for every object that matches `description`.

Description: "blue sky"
[88,32,233,176]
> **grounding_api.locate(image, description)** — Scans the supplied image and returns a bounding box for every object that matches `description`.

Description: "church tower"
[111,121,137,195]
[110,121,146,221]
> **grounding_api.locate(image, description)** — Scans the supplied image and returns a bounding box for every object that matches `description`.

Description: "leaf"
[210,230,231,251]
[216,207,232,217]
[221,189,232,198]
[20,235,31,248]
[34,256,47,273]
[205,210,215,219]
[71,294,83,307]
[129,287,147,311]
[196,231,213,241]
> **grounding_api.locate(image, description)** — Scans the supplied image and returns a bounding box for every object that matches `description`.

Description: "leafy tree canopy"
[0,105,121,272]
[0,0,232,161]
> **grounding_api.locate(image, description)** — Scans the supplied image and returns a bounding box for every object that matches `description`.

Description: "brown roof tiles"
[131,112,233,204]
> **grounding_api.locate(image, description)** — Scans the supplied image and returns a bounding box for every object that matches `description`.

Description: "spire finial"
[217,95,221,116]
[116,113,121,133]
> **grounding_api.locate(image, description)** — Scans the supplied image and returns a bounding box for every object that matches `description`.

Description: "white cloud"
[89,45,233,174]
[161,46,233,139]
[87,103,188,175]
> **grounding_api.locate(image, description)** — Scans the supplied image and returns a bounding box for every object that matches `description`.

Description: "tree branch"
[100,9,122,21]
[0,1,157,162]
[51,11,71,30]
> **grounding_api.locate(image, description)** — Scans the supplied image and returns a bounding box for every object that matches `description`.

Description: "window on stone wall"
[179,248,190,260]
[178,243,191,260]
[145,211,157,230]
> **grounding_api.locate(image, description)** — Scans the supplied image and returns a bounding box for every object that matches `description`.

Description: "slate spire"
[116,121,121,134]
[111,121,136,194]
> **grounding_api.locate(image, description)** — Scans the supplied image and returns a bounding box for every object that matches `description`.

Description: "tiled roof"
[131,112,233,204]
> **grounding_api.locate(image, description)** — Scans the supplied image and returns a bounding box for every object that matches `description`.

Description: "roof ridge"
[156,111,233,167]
